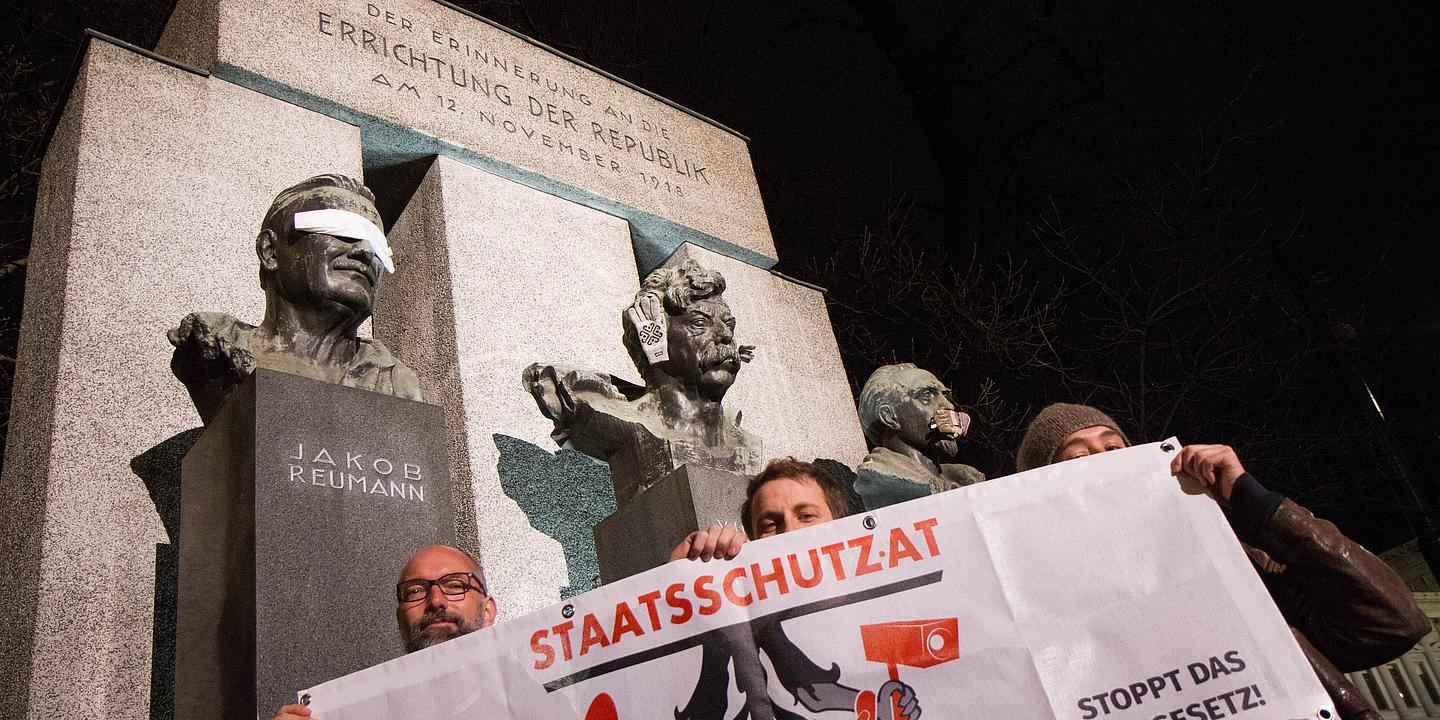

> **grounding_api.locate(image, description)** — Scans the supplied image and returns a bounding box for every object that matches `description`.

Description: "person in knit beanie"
[1015,403,1130,472]
[1014,403,1428,719]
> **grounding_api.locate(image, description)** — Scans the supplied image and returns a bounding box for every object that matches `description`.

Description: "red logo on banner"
[860,618,960,674]
[858,619,959,720]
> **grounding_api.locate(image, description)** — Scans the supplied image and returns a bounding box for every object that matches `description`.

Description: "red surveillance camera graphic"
[861,618,960,671]
[856,619,960,720]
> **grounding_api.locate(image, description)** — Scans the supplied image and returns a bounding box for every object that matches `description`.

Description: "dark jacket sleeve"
[1289,628,1383,720]
[1227,474,1432,672]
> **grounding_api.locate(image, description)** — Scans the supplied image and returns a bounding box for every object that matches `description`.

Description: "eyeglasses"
[396,572,485,603]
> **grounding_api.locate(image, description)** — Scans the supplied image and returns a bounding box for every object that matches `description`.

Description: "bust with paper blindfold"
[168,174,422,424]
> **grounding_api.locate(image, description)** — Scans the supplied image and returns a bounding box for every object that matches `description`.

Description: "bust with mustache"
[169,174,422,424]
[524,259,762,500]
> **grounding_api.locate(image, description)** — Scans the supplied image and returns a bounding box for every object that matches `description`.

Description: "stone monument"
[1,2,868,716]
[854,364,985,510]
[524,259,763,580]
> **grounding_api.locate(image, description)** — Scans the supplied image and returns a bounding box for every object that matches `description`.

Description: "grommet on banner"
[862,515,877,530]
[562,604,575,619]
[300,693,311,706]
[1161,442,1176,453]
[1318,710,1332,719]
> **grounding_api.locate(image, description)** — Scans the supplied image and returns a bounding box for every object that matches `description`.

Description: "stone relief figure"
[169,174,422,424]
[854,363,984,510]
[523,259,761,501]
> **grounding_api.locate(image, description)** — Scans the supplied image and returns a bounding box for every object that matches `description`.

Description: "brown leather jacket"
[1236,489,1431,719]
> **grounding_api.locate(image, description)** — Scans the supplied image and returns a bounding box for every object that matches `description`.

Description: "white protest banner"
[301,440,1335,719]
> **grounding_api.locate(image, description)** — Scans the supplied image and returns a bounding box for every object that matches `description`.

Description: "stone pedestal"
[175,369,453,718]
[593,464,748,583]
[572,404,760,504]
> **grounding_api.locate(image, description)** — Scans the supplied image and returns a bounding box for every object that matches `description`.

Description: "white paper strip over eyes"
[294,208,395,273]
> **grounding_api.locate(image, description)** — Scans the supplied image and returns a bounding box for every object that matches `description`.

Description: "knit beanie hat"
[1016,403,1130,472]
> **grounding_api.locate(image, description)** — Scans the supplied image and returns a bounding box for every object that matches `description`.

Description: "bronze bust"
[524,259,761,500]
[854,363,983,509]
[169,174,422,424]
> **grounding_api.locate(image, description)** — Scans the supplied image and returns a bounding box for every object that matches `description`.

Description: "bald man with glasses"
[273,545,498,720]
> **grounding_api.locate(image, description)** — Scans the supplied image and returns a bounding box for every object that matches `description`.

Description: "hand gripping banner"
[299,441,1336,719]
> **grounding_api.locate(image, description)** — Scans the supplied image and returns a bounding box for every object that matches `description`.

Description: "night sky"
[1,0,1436,550]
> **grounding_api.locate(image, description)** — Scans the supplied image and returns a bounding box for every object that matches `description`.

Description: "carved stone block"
[593,464,749,583]
[602,416,761,504]
[175,369,453,717]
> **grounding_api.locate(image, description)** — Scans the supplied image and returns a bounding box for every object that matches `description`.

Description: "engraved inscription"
[312,3,717,200]
[286,441,427,502]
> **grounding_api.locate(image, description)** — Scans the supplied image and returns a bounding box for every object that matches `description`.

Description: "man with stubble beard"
[272,545,497,720]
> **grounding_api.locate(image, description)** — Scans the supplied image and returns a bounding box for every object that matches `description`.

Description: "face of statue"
[886,367,959,459]
[262,186,385,316]
[664,296,741,401]
[396,546,496,654]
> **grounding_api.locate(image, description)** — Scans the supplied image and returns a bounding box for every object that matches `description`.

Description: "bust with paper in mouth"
[522,259,763,501]
[168,174,422,424]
